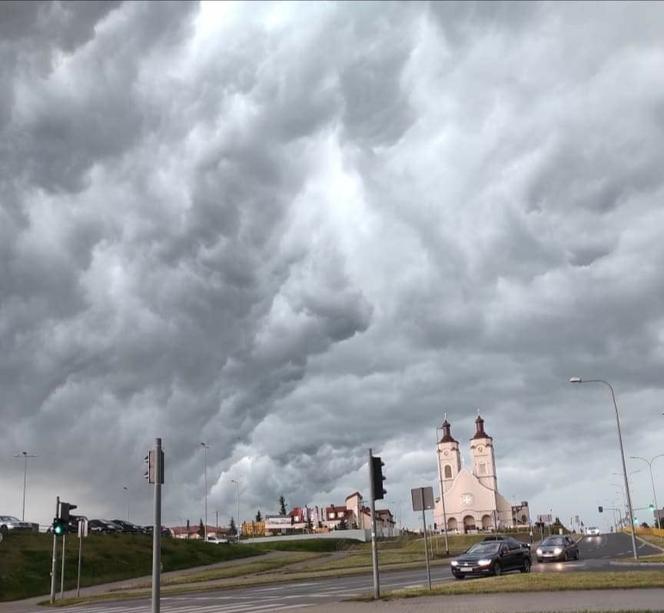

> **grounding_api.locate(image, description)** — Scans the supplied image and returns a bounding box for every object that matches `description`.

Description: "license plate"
[459,567,473,572]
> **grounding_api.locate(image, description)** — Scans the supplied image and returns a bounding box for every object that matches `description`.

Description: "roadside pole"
[49,496,59,604]
[152,438,163,613]
[421,498,431,590]
[76,518,87,597]
[369,448,380,600]
[60,532,66,598]
[411,486,435,591]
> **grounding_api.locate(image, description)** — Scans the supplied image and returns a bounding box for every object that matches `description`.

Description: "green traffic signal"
[52,519,66,535]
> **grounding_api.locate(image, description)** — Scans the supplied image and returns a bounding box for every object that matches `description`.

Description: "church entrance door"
[463,515,476,533]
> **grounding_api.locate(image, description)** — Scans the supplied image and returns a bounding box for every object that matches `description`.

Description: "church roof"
[439,419,458,443]
[471,414,492,439]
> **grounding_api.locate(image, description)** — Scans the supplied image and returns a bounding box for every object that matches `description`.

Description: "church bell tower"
[437,418,461,494]
[470,414,497,491]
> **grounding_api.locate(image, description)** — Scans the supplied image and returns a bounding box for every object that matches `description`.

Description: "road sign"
[411,487,435,511]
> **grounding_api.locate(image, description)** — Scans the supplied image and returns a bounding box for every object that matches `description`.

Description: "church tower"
[437,418,461,494]
[470,414,497,491]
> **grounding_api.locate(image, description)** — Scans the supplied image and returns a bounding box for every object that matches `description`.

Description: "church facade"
[433,415,529,532]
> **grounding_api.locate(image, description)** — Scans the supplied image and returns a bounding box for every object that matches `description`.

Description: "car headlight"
[477,559,492,566]
[536,548,542,555]
[553,547,562,555]
[450,560,458,566]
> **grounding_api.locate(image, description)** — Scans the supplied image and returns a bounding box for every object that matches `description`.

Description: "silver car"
[0,515,35,535]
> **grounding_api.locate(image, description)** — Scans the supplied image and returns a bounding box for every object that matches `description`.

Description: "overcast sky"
[2,1,664,532]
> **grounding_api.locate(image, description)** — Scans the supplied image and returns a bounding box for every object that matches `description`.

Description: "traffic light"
[144,448,164,484]
[598,506,603,513]
[59,501,77,522]
[52,518,67,535]
[144,453,151,482]
[371,455,386,500]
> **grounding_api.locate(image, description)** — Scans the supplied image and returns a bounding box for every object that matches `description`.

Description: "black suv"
[451,539,532,579]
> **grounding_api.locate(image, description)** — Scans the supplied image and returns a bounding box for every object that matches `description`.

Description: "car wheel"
[493,562,502,576]
[0,525,8,536]
[520,559,531,573]
[575,551,580,560]
[537,557,543,563]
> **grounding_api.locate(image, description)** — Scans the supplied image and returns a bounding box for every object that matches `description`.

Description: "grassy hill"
[0,532,262,602]
[0,532,353,602]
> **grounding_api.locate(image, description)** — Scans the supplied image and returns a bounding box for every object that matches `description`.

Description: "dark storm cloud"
[1,1,663,530]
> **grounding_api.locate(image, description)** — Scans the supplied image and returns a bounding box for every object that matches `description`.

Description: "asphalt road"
[4,533,663,613]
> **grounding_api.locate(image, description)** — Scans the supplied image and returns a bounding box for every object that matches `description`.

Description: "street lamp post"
[14,451,37,521]
[630,455,664,528]
[200,443,209,543]
[123,486,130,521]
[231,479,240,542]
[569,377,639,559]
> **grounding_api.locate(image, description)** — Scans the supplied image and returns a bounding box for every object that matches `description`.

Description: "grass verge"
[381,571,664,599]
[0,532,263,602]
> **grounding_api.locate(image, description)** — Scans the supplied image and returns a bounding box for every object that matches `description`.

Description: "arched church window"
[478,462,487,475]
[444,465,452,479]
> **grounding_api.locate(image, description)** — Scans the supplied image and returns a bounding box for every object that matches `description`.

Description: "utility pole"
[14,451,37,521]
[369,449,380,599]
[200,443,209,542]
[150,438,164,613]
[49,496,59,604]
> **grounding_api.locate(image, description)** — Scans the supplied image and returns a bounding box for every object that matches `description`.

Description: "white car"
[0,515,36,535]
[206,535,229,544]
[585,526,600,536]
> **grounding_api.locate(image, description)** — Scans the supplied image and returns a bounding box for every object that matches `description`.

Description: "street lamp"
[123,486,130,521]
[630,455,664,528]
[231,479,240,542]
[569,377,639,559]
[13,451,37,521]
[200,443,209,542]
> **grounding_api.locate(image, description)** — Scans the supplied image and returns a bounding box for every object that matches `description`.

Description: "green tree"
[229,517,237,536]
[279,495,287,515]
[197,519,204,538]
[256,510,262,522]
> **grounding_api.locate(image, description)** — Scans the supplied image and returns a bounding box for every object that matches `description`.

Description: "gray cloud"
[1,1,664,532]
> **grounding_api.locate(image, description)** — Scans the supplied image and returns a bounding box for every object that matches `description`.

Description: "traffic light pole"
[49,496,59,604]
[369,448,380,600]
[152,438,162,613]
[60,532,66,598]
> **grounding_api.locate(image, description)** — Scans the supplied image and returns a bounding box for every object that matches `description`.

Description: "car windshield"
[467,542,501,555]
[542,537,566,545]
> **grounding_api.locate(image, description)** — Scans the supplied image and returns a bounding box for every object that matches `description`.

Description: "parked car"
[111,519,143,534]
[206,535,229,544]
[451,540,531,579]
[536,535,579,562]
[88,519,121,534]
[585,526,601,536]
[142,525,171,537]
[0,515,35,535]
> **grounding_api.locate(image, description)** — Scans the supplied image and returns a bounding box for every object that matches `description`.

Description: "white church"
[434,415,530,533]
